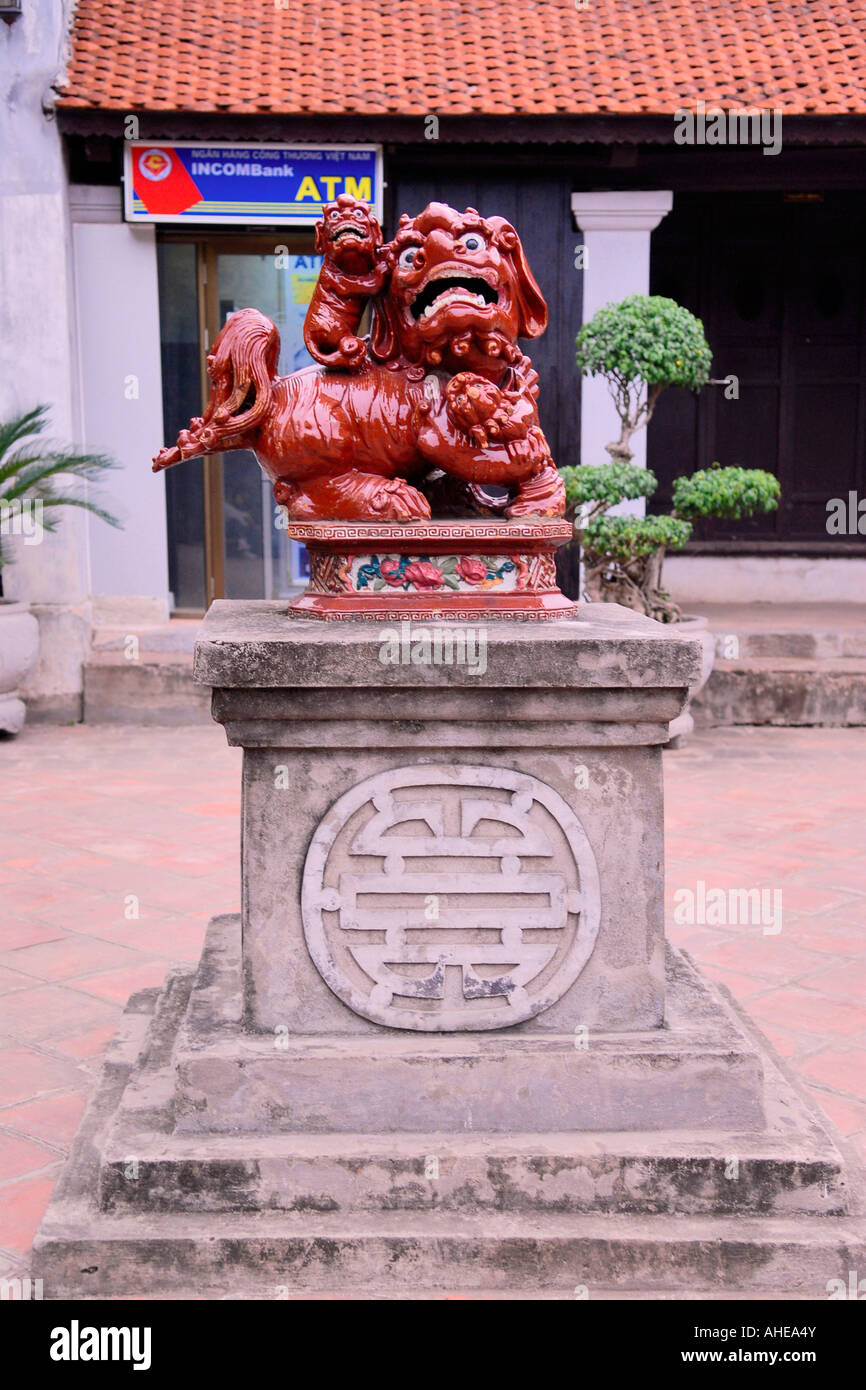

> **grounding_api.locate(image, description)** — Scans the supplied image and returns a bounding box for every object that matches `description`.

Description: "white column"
[572,191,673,512]
[71,187,170,625]
[0,0,93,720]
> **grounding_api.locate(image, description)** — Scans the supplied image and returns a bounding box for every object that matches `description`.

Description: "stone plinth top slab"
[194,600,703,691]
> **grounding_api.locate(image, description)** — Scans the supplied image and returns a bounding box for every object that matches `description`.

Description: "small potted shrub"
[0,407,118,735]
[565,294,781,743]
[560,462,780,623]
[575,292,712,464]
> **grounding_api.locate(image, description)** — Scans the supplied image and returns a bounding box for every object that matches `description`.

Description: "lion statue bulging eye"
[458,233,486,253]
[398,246,420,270]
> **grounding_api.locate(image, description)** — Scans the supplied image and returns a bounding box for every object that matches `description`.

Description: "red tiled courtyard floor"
[0,723,863,1286]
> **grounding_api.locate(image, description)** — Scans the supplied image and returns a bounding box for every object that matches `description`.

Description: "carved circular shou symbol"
[301,765,601,1031]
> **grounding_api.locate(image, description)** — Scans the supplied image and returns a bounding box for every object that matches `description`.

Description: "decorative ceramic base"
[287,519,576,620]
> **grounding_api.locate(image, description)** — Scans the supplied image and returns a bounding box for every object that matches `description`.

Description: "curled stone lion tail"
[152,307,279,471]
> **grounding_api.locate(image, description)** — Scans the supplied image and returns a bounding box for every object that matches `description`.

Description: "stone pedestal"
[200,600,697,1041]
[33,602,866,1298]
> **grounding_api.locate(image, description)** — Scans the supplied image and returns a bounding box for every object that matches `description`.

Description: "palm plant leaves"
[0,406,49,462]
[0,407,121,568]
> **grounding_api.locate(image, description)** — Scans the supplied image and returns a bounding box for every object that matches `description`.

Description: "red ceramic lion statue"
[153,198,565,522]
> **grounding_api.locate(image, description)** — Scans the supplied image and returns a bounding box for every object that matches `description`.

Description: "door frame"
[159,229,316,609]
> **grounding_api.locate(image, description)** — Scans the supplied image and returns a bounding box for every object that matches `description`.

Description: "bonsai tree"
[565,292,779,619]
[0,406,119,586]
[560,462,780,621]
[576,293,711,463]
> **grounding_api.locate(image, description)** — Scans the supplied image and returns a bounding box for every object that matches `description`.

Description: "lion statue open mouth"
[153,198,565,523]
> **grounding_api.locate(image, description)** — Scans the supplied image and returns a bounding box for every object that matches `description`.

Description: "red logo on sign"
[132,147,202,215]
[139,149,173,182]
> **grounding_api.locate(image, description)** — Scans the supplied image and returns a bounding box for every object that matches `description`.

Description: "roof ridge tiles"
[56,0,866,118]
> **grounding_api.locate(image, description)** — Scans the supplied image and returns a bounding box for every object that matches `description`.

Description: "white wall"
[0,0,171,724]
[0,0,92,717]
[71,190,170,623]
[0,189,86,604]
[571,191,673,506]
[666,555,866,606]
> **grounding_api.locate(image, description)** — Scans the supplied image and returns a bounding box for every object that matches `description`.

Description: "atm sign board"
[123,142,382,225]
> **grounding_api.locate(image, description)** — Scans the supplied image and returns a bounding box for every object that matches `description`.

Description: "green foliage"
[672,466,780,521]
[563,458,782,620]
[567,300,778,620]
[582,514,692,564]
[576,294,711,394]
[560,462,658,511]
[0,406,120,570]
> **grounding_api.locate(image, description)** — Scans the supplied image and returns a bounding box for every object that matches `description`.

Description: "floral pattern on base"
[355,554,524,593]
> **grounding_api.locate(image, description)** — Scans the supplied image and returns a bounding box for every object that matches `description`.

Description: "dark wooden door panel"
[649,191,866,544]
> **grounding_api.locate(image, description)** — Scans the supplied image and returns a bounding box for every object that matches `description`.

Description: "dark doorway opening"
[649,191,866,549]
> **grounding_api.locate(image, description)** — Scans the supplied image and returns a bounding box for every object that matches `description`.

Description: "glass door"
[158,234,320,612]
[158,240,208,613]
[206,242,321,599]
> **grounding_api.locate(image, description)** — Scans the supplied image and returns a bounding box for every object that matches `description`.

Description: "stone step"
[33,956,866,1299]
[680,603,866,729]
[166,924,768,1137]
[83,650,866,728]
[80,606,866,728]
[696,658,866,727]
[93,943,855,1223]
[215,1287,826,1301]
[97,1127,848,1218]
[83,652,210,725]
[698,603,866,660]
[91,621,201,655]
[33,1203,866,1299]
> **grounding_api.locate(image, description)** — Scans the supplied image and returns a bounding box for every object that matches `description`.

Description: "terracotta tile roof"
[58,0,866,117]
